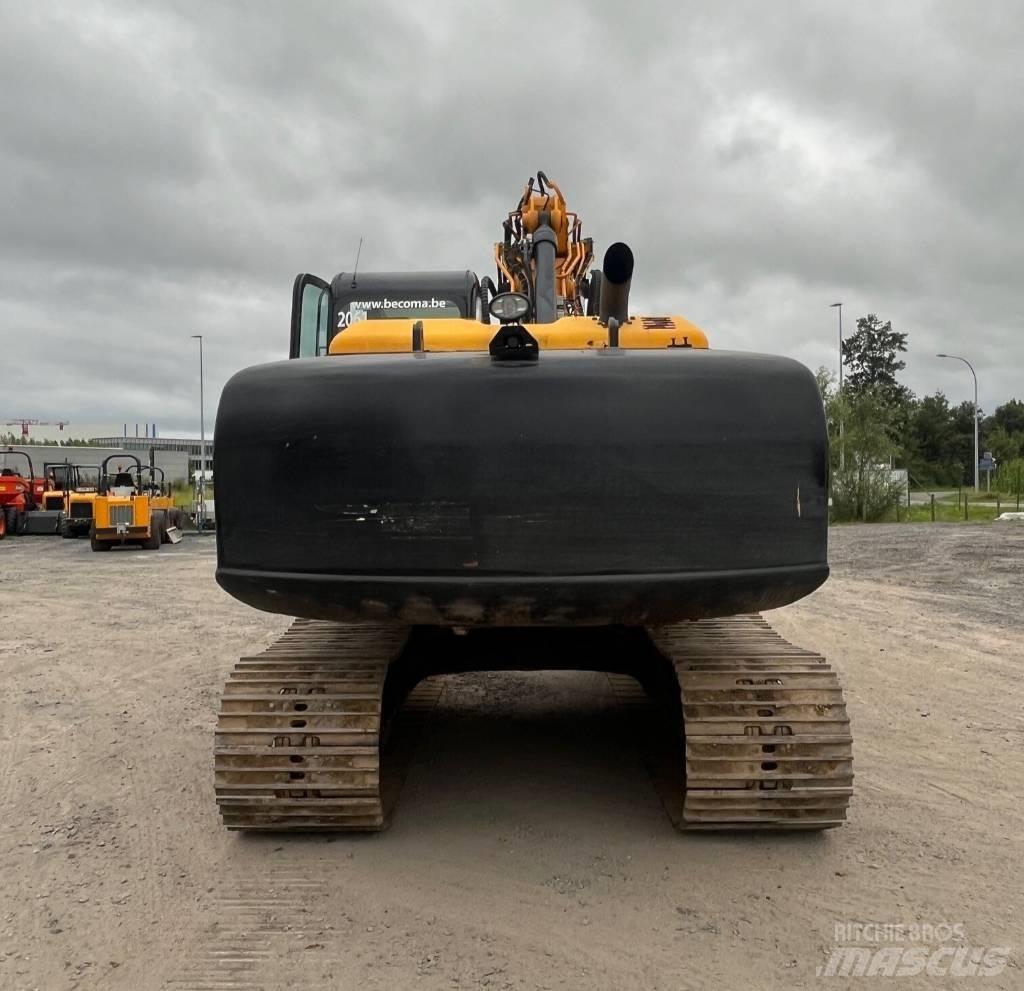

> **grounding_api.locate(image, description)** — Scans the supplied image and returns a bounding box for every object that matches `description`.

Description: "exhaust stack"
[598,242,634,326]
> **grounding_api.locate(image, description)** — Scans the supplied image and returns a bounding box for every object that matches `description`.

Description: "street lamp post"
[937,353,979,491]
[191,334,206,529]
[831,302,844,469]
[830,302,843,391]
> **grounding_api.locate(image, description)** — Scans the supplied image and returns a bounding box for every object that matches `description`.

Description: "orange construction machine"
[0,449,63,537]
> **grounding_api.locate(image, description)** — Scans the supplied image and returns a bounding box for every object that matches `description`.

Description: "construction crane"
[4,419,69,440]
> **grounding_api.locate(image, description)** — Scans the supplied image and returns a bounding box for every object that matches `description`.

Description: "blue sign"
[979,457,996,471]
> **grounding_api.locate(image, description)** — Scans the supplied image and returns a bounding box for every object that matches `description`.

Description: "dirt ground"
[1,523,1022,990]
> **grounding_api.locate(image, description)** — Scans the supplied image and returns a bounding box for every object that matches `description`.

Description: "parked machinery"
[42,461,76,511]
[135,465,185,543]
[60,464,101,538]
[0,449,62,537]
[90,455,165,551]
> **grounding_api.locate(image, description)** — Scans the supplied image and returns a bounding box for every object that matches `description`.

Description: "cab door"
[289,274,333,358]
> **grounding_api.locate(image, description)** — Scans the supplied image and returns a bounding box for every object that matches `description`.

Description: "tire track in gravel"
[159,866,338,991]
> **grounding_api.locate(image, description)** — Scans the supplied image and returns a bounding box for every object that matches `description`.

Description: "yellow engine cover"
[328,315,709,355]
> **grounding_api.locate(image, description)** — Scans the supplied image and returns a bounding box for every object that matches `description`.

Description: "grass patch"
[833,499,1008,523]
[900,502,1002,523]
[971,492,1024,506]
[170,486,210,509]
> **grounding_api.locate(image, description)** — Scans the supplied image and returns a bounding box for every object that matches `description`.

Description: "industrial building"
[88,435,213,479]
[1,444,192,485]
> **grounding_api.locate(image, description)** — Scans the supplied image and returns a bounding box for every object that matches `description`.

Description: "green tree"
[993,399,1024,436]
[826,385,906,521]
[949,400,981,485]
[984,424,1022,463]
[840,314,911,406]
[995,457,1024,502]
[902,392,958,485]
[980,399,1024,478]
[814,366,836,404]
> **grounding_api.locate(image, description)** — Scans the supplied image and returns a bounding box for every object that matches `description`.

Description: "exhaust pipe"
[532,215,558,323]
[598,242,633,326]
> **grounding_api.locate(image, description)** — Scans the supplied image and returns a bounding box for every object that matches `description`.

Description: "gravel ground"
[1,523,1022,990]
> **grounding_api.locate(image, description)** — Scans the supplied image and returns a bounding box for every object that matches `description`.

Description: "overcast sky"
[2,0,1021,438]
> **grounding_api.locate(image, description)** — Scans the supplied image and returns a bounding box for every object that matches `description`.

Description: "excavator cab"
[290,270,483,359]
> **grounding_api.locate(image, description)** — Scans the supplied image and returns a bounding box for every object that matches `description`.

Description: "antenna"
[350,236,364,289]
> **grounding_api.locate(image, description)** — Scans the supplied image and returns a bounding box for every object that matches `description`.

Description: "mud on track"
[1,523,1022,989]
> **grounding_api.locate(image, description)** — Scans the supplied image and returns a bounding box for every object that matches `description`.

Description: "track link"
[214,620,440,831]
[648,613,853,830]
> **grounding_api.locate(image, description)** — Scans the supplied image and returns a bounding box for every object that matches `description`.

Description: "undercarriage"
[215,614,852,832]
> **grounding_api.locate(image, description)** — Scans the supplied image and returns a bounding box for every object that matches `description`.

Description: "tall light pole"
[937,353,978,491]
[830,302,843,391]
[831,302,844,469]
[191,334,206,529]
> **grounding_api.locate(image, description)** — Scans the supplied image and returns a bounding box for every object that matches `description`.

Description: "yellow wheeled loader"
[134,465,184,543]
[90,455,165,551]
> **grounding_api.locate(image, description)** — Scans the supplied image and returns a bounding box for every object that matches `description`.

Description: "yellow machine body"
[330,314,709,355]
[92,491,156,545]
[42,489,65,511]
[68,491,97,517]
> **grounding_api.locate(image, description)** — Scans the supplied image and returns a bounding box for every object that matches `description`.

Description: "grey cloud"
[1,0,1021,435]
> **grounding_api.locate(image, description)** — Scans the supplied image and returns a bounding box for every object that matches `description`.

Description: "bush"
[994,458,1024,497]
[831,461,906,521]
[826,386,906,522]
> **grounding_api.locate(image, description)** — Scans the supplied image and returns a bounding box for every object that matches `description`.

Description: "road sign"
[979,457,996,471]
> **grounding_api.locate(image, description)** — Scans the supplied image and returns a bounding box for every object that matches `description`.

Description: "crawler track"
[649,614,854,830]
[214,620,442,831]
[215,614,852,832]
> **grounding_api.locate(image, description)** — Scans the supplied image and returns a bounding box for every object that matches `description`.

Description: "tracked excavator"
[212,173,853,833]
